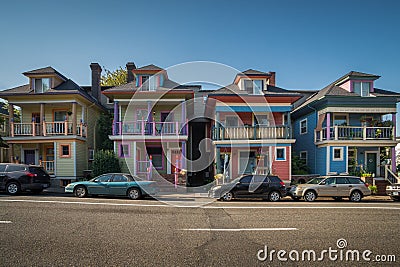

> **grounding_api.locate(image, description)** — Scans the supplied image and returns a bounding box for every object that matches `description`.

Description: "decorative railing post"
[42,121,46,136]
[174,155,179,189]
[10,120,14,137]
[64,120,68,135]
[32,118,36,136]
[363,125,367,140]
[148,155,153,181]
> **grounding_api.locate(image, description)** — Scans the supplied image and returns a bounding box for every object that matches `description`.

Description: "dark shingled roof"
[102,78,191,93]
[135,64,164,71]
[240,69,270,76]
[209,83,301,97]
[22,66,68,81]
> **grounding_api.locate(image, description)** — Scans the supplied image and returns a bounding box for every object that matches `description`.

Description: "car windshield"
[307,178,324,184]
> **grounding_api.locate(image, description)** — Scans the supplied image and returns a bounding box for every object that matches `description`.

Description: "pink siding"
[271,147,290,180]
[339,80,351,92]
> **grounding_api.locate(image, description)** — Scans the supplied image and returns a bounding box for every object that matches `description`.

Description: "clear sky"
[0,0,399,92]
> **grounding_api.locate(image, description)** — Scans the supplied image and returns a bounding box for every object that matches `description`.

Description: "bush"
[92,150,121,177]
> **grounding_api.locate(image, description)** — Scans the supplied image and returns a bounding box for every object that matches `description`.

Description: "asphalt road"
[0,194,399,267]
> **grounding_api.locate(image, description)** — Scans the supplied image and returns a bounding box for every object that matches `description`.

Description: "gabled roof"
[241,69,270,76]
[23,66,68,81]
[209,83,301,97]
[135,64,164,71]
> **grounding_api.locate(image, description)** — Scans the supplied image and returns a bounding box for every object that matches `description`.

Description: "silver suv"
[289,176,371,202]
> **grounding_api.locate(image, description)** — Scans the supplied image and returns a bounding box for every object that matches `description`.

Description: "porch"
[212,125,290,140]
[113,121,188,136]
[10,121,87,137]
[315,125,394,143]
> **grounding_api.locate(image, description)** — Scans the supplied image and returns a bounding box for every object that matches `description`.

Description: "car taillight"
[364,183,369,187]
[280,181,285,187]
[26,172,37,177]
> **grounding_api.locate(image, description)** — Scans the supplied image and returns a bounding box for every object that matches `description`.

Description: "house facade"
[292,71,400,178]
[102,64,193,182]
[0,64,106,186]
[207,70,301,182]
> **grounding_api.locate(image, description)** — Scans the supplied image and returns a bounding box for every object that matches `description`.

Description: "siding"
[315,147,326,175]
[75,141,87,178]
[329,146,347,174]
[271,146,290,181]
[55,141,75,178]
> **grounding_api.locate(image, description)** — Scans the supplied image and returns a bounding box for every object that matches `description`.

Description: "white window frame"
[224,116,239,127]
[352,81,370,97]
[332,147,343,161]
[275,147,286,161]
[300,119,307,135]
[300,151,308,165]
[333,114,349,126]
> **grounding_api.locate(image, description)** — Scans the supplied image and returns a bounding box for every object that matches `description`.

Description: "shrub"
[92,150,121,177]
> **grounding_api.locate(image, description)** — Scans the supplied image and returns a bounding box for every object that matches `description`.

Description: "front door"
[366,153,377,175]
[24,150,36,165]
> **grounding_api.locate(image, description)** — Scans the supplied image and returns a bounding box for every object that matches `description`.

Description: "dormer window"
[34,78,51,93]
[352,81,371,97]
[243,79,264,95]
[140,75,157,91]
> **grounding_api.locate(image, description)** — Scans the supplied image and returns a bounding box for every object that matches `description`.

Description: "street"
[0,194,399,266]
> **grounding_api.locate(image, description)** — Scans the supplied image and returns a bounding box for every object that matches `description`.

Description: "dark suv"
[208,175,286,201]
[0,164,51,195]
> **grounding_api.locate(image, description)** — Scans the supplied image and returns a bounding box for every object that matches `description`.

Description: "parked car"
[0,163,51,195]
[287,177,324,200]
[208,175,286,201]
[289,175,371,202]
[386,184,400,201]
[65,173,157,200]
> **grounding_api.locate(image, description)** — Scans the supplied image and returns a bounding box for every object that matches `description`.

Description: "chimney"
[268,72,276,87]
[126,62,136,83]
[90,63,102,101]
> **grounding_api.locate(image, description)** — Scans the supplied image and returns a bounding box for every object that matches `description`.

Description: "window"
[60,144,71,158]
[112,175,128,182]
[333,147,343,161]
[34,78,51,93]
[300,151,308,165]
[243,80,264,95]
[88,149,94,161]
[140,75,157,91]
[94,174,112,182]
[0,164,6,172]
[275,147,286,161]
[225,116,239,127]
[300,119,307,134]
[239,175,252,183]
[106,98,114,104]
[333,114,348,126]
[147,147,163,169]
[32,113,40,123]
[347,177,363,184]
[119,144,130,158]
[336,177,348,184]
[325,178,335,185]
[254,114,270,126]
[352,82,370,97]
[6,165,26,172]
[54,111,67,121]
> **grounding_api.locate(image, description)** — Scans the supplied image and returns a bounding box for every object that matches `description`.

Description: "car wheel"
[333,196,342,201]
[74,185,88,198]
[221,192,234,201]
[128,187,142,200]
[304,190,317,202]
[268,191,281,202]
[350,191,362,202]
[291,196,301,201]
[6,182,20,195]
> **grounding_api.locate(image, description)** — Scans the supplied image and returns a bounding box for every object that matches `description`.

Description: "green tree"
[291,155,310,175]
[100,66,127,86]
[92,150,121,177]
[96,113,113,150]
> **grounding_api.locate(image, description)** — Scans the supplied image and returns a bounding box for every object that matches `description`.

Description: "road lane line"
[181,228,298,231]
[0,221,12,224]
[0,199,400,210]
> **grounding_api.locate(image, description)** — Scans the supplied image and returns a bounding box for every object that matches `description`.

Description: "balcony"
[41,160,55,174]
[113,121,188,136]
[212,125,290,140]
[315,126,394,142]
[10,122,87,137]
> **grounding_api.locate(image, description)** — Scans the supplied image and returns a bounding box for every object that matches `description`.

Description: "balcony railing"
[113,121,188,136]
[212,125,290,140]
[41,160,55,174]
[315,126,394,142]
[11,122,87,137]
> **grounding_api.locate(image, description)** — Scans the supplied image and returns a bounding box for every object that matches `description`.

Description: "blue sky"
[0,0,399,92]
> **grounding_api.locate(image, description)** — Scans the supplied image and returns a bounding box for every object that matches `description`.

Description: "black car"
[208,175,286,201]
[0,163,51,195]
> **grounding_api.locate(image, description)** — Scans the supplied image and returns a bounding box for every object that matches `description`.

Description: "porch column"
[392,113,396,140]
[326,112,331,140]
[113,101,119,135]
[147,101,153,135]
[181,100,186,135]
[72,102,77,135]
[132,142,137,175]
[286,111,291,138]
[392,147,397,173]
[216,112,220,140]
[8,104,14,137]
[181,141,186,169]
[216,147,221,174]
[9,144,14,163]
[40,103,45,136]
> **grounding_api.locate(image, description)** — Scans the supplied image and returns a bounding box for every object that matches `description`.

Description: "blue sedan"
[65,173,157,200]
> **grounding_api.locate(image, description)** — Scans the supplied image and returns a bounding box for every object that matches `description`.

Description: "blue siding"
[315,147,326,175]
[329,146,347,174]
[292,111,317,173]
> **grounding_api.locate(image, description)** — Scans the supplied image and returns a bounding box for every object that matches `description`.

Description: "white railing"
[213,125,290,140]
[113,121,188,136]
[11,122,87,137]
[384,165,400,184]
[315,126,394,142]
[41,160,55,174]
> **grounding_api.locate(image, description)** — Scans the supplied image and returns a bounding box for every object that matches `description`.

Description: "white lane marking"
[0,199,399,210]
[181,228,298,231]
[0,221,12,224]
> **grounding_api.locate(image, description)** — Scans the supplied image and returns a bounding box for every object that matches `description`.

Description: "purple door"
[24,150,36,165]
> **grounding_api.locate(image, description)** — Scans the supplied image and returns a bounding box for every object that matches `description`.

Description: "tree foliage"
[96,113,113,151]
[100,66,128,86]
[92,150,121,177]
[291,155,310,175]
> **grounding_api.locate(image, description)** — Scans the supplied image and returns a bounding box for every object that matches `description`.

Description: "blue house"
[291,71,400,179]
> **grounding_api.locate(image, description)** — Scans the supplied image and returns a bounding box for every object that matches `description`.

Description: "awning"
[315,113,326,131]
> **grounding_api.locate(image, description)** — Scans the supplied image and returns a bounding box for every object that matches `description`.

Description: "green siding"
[55,141,75,177]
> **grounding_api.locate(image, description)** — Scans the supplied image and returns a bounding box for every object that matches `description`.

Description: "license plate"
[42,184,49,188]
[393,192,399,196]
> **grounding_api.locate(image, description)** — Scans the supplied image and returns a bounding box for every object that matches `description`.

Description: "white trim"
[53,141,57,176]
[167,149,172,174]
[326,146,330,175]
[300,118,307,135]
[119,105,122,121]
[275,147,286,161]
[114,98,185,103]
[132,142,137,175]
[212,139,296,145]
[289,147,292,179]
[318,107,396,115]
[345,146,348,173]
[73,142,76,177]
[333,113,349,126]
[332,147,344,161]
